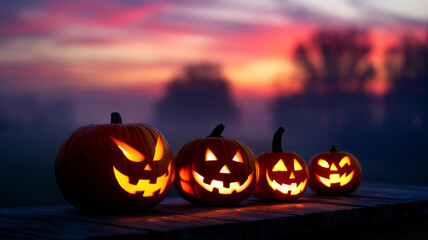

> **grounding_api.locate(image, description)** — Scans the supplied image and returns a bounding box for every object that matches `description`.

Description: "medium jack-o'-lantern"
[308,145,362,195]
[254,127,308,201]
[55,112,174,212]
[174,124,257,205]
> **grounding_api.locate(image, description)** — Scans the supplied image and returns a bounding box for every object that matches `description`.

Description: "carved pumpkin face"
[254,127,309,201]
[110,134,171,197]
[308,145,362,195]
[55,112,174,212]
[174,124,257,205]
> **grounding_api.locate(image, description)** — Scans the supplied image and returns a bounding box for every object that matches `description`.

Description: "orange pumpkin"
[308,145,362,195]
[174,124,257,205]
[254,127,308,201]
[55,112,174,212]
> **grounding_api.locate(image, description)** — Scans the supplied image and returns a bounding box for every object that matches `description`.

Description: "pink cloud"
[45,2,169,27]
[0,1,170,38]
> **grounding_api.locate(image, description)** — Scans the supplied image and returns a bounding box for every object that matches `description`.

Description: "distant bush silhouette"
[154,63,238,135]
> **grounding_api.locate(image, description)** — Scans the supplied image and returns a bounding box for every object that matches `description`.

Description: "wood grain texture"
[0,182,427,239]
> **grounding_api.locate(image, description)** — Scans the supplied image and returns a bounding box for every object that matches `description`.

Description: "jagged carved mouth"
[192,170,253,195]
[315,170,354,187]
[113,162,171,197]
[266,170,307,195]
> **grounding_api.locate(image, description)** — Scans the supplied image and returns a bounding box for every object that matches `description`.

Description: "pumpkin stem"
[208,124,225,137]
[330,145,338,152]
[272,127,284,152]
[111,112,122,124]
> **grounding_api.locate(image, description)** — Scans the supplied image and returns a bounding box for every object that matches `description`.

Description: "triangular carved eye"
[232,150,243,163]
[273,159,287,172]
[206,148,217,161]
[294,159,303,171]
[153,133,164,161]
[111,136,145,162]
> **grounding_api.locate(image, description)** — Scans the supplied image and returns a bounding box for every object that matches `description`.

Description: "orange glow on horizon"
[365,79,390,96]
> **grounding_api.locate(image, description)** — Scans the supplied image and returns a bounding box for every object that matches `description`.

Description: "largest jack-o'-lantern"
[174,124,257,205]
[308,145,362,195]
[55,112,174,212]
[254,127,309,201]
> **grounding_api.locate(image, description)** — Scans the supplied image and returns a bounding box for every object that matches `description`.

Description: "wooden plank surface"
[0,182,427,239]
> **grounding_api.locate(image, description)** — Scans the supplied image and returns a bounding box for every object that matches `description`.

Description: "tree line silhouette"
[154,28,428,184]
[156,29,427,138]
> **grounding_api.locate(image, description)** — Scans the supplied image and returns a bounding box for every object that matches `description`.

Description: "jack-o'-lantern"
[254,127,308,201]
[55,112,174,212]
[174,124,257,205]
[308,145,362,195]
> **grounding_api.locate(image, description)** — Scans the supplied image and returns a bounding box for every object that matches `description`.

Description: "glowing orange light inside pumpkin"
[330,163,338,171]
[192,170,254,195]
[220,165,231,174]
[153,133,164,161]
[111,136,145,162]
[294,159,303,171]
[206,148,217,161]
[315,156,355,187]
[315,171,354,187]
[233,151,243,163]
[318,159,329,168]
[113,162,171,196]
[273,159,287,172]
[266,169,307,195]
[180,180,194,195]
[339,156,351,167]
[178,166,195,196]
[179,167,191,181]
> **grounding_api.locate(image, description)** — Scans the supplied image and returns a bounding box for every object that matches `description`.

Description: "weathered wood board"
[0,182,427,239]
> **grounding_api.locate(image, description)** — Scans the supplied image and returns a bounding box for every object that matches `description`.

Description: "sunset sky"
[1,0,427,98]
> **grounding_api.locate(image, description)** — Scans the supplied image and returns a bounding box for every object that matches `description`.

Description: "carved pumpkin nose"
[144,164,152,171]
[289,172,295,179]
[330,163,338,171]
[220,165,231,174]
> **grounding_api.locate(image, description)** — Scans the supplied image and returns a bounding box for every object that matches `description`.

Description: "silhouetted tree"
[385,31,428,129]
[273,29,376,147]
[295,29,375,94]
[155,63,238,135]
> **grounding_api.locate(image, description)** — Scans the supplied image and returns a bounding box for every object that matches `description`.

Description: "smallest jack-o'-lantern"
[308,145,362,195]
[254,127,309,201]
